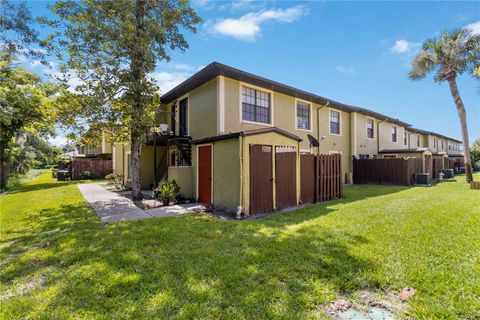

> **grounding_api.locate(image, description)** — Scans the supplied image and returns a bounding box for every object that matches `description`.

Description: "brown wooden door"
[198,145,212,204]
[250,145,273,215]
[300,154,315,204]
[275,149,297,210]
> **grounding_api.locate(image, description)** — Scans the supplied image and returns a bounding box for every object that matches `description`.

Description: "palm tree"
[409,29,480,183]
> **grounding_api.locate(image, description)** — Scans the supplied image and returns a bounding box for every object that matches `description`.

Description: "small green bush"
[80,171,91,179]
[105,173,124,190]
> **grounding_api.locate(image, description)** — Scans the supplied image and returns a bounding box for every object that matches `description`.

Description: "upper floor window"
[391,126,397,142]
[433,138,436,148]
[329,110,340,135]
[404,132,407,145]
[417,135,420,147]
[367,118,374,139]
[441,140,444,149]
[296,101,311,130]
[242,86,270,124]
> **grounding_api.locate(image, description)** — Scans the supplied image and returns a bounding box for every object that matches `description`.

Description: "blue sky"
[24,1,480,145]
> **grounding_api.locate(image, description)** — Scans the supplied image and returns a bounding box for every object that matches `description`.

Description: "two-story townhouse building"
[350,110,410,159]
[77,131,113,159]
[110,62,463,215]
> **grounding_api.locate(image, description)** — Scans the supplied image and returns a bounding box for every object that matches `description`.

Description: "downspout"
[237,135,243,219]
[316,101,330,155]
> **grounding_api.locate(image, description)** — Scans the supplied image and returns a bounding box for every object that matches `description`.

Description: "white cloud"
[335,65,355,75]
[171,63,195,71]
[390,39,420,55]
[210,5,307,41]
[150,71,191,94]
[48,135,68,147]
[391,40,410,53]
[465,21,480,35]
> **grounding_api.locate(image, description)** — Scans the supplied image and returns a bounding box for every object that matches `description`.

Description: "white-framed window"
[391,126,397,142]
[329,110,341,135]
[434,138,437,148]
[296,101,311,131]
[241,86,271,124]
[367,118,374,139]
[417,135,420,147]
[441,140,444,149]
[404,132,407,145]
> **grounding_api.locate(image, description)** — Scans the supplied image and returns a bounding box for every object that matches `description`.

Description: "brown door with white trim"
[250,145,273,214]
[275,147,297,210]
[198,145,212,205]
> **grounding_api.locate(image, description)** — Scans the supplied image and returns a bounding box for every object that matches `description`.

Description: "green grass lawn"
[1,172,479,319]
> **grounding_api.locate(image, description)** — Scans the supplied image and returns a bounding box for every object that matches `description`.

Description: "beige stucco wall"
[351,112,378,157]
[101,131,113,154]
[168,167,194,199]
[317,107,352,180]
[240,132,300,216]
[429,136,447,153]
[406,132,425,148]
[212,139,241,212]
[378,121,407,151]
[139,145,166,189]
[223,77,321,152]
[447,139,461,154]
[223,77,352,182]
[112,143,124,176]
[172,78,217,140]
[118,143,164,189]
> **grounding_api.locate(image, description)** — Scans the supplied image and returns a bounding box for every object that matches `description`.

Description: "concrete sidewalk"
[77,183,203,222]
[77,183,152,222]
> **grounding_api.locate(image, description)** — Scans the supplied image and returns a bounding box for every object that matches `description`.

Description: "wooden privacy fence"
[353,158,423,186]
[432,158,444,179]
[445,159,455,170]
[70,159,112,180]
[300,153,342,204]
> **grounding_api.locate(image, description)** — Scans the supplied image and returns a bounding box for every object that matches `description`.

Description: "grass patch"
[4,169,49,191]
[1,173,479,319]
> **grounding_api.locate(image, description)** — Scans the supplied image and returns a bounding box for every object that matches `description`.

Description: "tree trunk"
[130,130,142,200]
[447,76,473,183]
[0,143,7,191]
[129,0,147,200]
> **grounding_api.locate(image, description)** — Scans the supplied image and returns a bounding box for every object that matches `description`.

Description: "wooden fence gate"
[300,154,316,203]
[300,154,342,204]
[249,145,274,215]
[316,154,343,202]
[275,147,297,210]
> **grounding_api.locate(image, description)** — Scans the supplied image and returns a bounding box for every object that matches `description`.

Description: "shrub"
[80,171,91,179]
[105,173,124,190]
[154,180,180,205]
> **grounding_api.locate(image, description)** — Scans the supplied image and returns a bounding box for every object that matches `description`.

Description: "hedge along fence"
[353,158,423,186]
[70,159,112,180]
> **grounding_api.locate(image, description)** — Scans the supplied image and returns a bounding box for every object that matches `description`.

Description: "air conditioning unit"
[416,173,431,186]
[442,169,454,179]
[159,123,169,134]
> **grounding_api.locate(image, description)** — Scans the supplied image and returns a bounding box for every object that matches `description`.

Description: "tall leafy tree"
[45,0,200,199]
[0,0,44,59]
[0,52,58,190]
[409,29,480,183]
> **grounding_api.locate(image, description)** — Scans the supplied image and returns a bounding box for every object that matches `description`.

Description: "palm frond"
[409,51,436,80]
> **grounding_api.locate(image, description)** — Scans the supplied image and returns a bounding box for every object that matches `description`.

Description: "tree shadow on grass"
[1,197,380,319]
